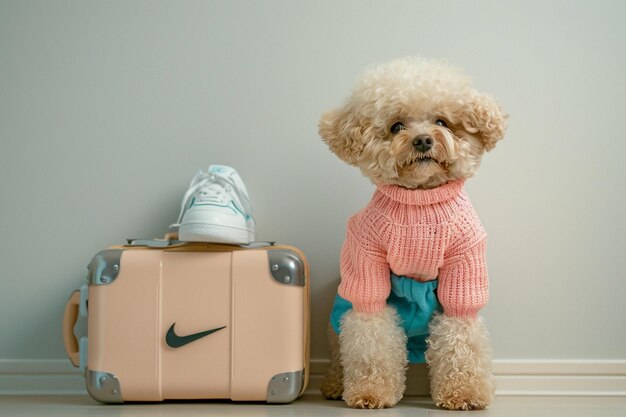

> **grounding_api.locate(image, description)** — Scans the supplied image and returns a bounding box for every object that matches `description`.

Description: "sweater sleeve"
[438,239,489,318]
[337,213,391,314]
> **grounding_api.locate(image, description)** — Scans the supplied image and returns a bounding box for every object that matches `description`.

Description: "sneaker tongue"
[208,165,234,175]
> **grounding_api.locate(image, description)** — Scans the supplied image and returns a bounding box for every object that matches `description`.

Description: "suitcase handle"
[63,291,81,367]
[163,232,178,240]
[126,232,275,249]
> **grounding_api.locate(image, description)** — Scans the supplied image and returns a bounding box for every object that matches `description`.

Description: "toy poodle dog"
[319,57,507,410]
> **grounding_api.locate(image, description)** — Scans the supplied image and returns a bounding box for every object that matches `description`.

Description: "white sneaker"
[172,165,256,244]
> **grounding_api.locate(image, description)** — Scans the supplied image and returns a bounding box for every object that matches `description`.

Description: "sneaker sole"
[179,223,253,245]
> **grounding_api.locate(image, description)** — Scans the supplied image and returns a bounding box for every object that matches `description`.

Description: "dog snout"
[412,135,433,153]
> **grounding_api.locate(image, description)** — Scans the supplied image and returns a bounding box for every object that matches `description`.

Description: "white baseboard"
[0,360,85,395]
[1,358,625,397]
[309,359,626,397]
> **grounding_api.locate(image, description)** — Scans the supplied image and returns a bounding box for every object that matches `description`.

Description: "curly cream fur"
[426,314,495,410]
[319,57,507,189]
[338,307,408,409]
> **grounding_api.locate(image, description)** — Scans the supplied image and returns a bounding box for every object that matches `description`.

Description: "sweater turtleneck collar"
[376,179,465,206]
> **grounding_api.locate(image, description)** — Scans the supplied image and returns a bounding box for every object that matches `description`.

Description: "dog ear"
[462,92,508,151]
[319,106,364,165]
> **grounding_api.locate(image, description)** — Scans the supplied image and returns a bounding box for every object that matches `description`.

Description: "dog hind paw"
[320,380,343,400]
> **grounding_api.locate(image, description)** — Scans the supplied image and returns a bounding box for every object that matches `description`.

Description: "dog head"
[319,57,507,189]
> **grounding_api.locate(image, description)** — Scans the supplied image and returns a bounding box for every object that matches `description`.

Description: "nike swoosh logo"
[165,323,226,348]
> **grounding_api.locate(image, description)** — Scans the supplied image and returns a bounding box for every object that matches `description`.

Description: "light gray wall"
[1,0,625,363]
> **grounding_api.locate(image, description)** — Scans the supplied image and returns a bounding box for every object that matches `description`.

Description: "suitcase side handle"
[63,291,81,367]
[63,285,88,369]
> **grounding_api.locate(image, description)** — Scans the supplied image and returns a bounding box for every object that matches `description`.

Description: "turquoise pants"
[330,274,442,363]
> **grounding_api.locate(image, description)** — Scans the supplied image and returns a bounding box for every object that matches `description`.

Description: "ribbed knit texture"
[338,179,489,318]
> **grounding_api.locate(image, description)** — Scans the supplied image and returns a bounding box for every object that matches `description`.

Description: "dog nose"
[412,135,433,152]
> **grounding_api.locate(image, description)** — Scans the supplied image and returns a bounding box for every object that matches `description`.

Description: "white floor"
[0,395,625,417]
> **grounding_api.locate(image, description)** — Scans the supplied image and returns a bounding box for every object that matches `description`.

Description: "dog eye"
[390,122,405,134]
[435,119,448,128]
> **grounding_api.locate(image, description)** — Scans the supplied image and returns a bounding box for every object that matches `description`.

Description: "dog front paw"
[426,314,495,411]
[343,388,399,409]
[430,371,494,411]
[430,369,494,411]
[436,397,490,411]
[339,307,407,409]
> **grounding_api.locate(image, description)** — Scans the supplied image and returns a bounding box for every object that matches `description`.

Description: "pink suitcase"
[63,236,310,403]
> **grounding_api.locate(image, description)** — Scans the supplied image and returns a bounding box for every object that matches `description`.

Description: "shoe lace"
[171,170,252,228]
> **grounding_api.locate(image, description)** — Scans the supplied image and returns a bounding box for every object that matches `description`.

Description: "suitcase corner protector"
[266,369,305,404]
[88,249,124,286]
[267,249,306,287]
[85,369,123,403]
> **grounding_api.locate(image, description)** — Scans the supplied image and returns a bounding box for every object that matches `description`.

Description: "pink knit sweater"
[338,179,489,318]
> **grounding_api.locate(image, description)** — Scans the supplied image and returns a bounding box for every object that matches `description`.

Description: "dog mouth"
[413,155,438,164]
